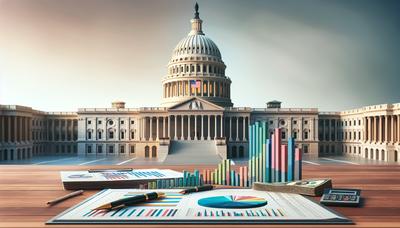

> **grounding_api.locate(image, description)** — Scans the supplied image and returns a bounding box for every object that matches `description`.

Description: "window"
[97,145,102,153]
[293,120,297,125]
[87,145,92,153]
[293,131,298,139]
[121,120,124,125]
[280,120,285,126]
[98,120,102,124]
[121,131,125,139]
[87,131,92,139]
[108,120,114,125]
[130,145,135,154]
[120,145,125,153]
[131,120,135,125]
[108,145,114,153]
[131,131,135,139]
[281,131,286,139]
[269,120,273,125]
[98,131,102,139]
[109,131,114,139]
[304,120,308,125]
[304,131,309,139]
[88,120,91,124]
[303,145,309,153]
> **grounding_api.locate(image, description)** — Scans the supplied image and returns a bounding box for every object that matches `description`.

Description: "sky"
[0,0,399,112]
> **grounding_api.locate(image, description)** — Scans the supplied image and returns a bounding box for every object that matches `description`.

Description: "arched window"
[151,146,157,157]
[98,131,102,140]
[120,131,125,139]
[145,146,150,158]
[131,131,135,139]
[108,130,114,139]
[381,150,385,161]
[395,150,398,162]
[304,131,309,140]
[87,131,92,140]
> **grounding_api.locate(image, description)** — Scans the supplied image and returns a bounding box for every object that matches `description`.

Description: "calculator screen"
[330,190,357,195]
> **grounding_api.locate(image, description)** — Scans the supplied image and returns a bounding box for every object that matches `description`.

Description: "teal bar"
[194,170,200,186]
[248,125,253,186]
[288,137,295,181]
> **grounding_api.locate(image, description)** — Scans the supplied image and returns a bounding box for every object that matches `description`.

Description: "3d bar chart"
[145,124,302,189]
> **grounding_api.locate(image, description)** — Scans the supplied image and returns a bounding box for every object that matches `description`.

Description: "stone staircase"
[163,140,222,165]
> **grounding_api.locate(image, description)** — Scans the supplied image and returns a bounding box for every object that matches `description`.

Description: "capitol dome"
[161,3,233,107]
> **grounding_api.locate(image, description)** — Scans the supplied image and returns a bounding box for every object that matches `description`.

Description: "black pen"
[93,192,165,211]
[179,185,214,194]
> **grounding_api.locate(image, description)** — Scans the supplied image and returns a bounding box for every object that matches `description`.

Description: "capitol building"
[0,4,399,163]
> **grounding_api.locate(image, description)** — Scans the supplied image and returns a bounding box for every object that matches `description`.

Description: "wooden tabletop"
[0,164,399,228]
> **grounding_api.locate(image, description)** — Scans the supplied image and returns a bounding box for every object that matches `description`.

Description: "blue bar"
[266,139,271,183]
[287,137,295,182]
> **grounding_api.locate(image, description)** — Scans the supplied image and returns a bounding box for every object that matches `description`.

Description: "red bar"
[271,133,275,169]
[295,148,302,161]
[275,128,281,175]
[243,166,248,187]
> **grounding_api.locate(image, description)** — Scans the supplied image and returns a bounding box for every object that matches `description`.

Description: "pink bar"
[281,145,287,172]
[226,170,230,186]
[271,133,275,169]
[243,166,248,187]
[203,170,207,184]
[275,128,281,173]
[295,148,302,161]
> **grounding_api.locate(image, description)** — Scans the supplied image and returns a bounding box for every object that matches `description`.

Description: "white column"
[188,115,191,140]
[243,117,247,141]
[390,115,394,143]
[181,115,184,140]
[398,115,400,143]
[368,117,371,142]
[220,115,223,138]
[384,115,388,143]
[229,117,232,141]
[213,81,216,97]
[194,115,197,140]
[163,116,166,138]
[168,116,171,139]
[201,115,204,140]
[156,117,159,140]
[207,81,210,97]
[201,80,204,96]
[214,115,217,139]
[236,116,239,141]
[207,115,211,140]
[149,117,153,141]
[174,115,177,140]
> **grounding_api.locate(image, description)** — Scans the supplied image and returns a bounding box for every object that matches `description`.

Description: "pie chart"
[198,195,268,209]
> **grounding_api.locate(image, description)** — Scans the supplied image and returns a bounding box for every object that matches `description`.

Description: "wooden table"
[0,164,399,227]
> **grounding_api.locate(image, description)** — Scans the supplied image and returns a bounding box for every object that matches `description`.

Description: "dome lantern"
[189,2,204,35]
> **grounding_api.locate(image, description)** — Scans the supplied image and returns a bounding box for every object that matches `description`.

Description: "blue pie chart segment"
[198,195,268,209]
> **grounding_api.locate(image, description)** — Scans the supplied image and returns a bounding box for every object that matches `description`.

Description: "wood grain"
[0,164,399,227]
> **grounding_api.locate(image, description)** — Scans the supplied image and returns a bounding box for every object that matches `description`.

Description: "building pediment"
[168,97,224,111]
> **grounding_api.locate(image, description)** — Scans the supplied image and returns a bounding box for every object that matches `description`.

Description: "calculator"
[320,188,361,207]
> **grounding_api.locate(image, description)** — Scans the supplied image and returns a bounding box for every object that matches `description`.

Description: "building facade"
[0,4,399,162]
